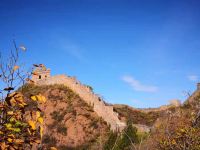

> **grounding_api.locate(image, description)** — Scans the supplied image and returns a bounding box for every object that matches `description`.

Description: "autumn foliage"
[0,41,46,149]
[0,92,45,149]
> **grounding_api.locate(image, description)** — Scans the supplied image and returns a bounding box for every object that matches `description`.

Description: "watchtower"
[32,64,50,82]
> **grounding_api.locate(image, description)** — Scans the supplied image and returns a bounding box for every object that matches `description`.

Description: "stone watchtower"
[32,64,51,82]
[197,83,200,91]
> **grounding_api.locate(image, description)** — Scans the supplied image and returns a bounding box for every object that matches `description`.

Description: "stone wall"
[35,74,126,131]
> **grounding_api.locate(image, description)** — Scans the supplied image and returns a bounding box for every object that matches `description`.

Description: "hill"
[113,104,164,126]
[19,82,200,150]
[137,88,200,150]
[21,84,110,149]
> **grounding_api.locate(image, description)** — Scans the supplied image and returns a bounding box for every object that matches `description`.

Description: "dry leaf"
[37,117,43,124]
[13,65,19,71]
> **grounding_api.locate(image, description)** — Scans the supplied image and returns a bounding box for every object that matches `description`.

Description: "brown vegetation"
[113,104,163,126]
[138,91,200,150]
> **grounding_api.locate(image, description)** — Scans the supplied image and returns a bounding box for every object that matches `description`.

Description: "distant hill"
[113,104,164,126]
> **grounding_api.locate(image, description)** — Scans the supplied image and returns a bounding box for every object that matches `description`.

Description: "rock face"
[32,66,126,131]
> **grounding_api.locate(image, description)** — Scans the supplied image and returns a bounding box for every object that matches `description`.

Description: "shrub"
[42,134,57,147]
[57,124,67,136]
[103,131,118,150]
[116,124,138,149]
[104,121,139,150]
[20,84,46,97]
[50,111,65,122]
[158,126,200,150]
[90,118,99,129]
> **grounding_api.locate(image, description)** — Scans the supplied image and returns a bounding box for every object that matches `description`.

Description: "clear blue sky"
[1,0,200,108]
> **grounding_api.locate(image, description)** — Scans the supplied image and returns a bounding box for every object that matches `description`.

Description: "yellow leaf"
[12,128,21,132]
[7,111,14,115]
[37,94,46,103]
[31,94,46,103]
[19,102,27,108]
[180,129,185,133]
[37,117,43,124]
[7,138,13,143]
[50,147,57,150]
[10,117,16,122]
[40,126,43,139]
[28,120,36,130]
[8,134,15,138]
[31,95,37,101]
[5,123,12,129]
[15,96,24,103]
[36,111,40,119]
[0,131,3,134]
[13,65,19,71]
[10,97,16,106]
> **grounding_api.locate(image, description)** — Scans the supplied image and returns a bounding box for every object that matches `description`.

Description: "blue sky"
[0,0,200,108]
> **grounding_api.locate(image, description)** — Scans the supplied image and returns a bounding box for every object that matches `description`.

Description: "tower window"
[39,75,41,79]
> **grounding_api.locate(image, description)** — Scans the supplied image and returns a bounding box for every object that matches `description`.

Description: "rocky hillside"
[138,90,200,150]
[112,90,200,150]
[20,84,110,149]
[18,83,200,150]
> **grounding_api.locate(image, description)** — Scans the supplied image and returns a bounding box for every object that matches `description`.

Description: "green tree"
[116,121,138,150]
[104,131,118,150]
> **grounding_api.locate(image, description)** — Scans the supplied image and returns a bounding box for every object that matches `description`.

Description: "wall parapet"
[35,74,126,131]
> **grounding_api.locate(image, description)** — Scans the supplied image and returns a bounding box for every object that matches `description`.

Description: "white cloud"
[188,75,198,82]
[122,75,158,92]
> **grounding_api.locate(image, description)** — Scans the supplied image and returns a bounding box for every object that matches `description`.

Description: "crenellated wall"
[34,74,126,131]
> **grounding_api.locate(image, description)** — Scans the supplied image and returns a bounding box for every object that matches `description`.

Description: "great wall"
[32,65,126,131]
